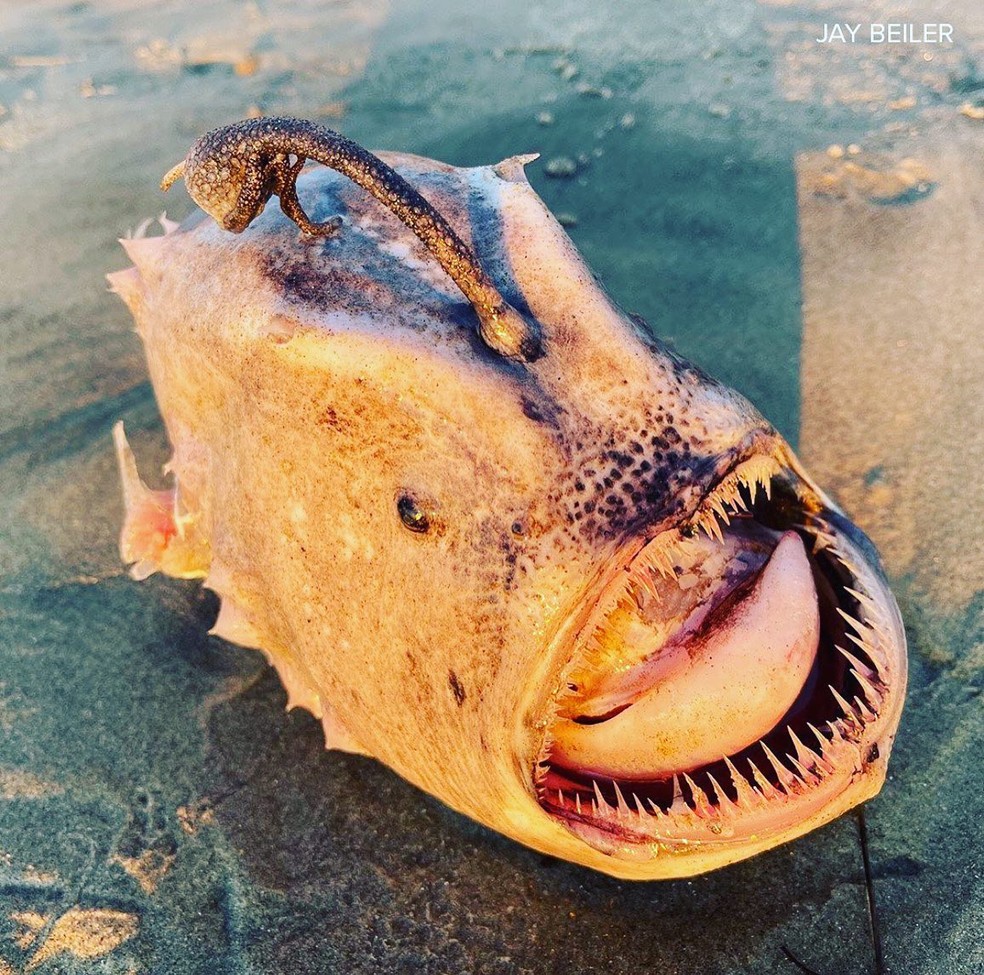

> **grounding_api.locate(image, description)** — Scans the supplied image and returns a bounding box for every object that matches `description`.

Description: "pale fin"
[322,704,371,757]
[259,645,324,719]
[209,596,265,650]
[119,233,165,274]
[106,267,144,315]
[113,422,209,580]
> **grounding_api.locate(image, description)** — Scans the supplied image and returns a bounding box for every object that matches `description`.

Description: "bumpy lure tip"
[160,161,186,193]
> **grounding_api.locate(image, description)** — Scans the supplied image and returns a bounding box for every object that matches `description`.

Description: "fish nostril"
[397,493,431,534]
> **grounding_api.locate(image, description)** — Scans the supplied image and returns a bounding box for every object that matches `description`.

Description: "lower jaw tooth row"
[553,707,874,826]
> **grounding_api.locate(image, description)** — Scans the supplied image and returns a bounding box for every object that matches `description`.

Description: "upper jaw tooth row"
[682,454,785,545]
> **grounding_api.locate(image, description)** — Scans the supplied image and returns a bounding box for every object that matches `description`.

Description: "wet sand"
[0,1,981,973]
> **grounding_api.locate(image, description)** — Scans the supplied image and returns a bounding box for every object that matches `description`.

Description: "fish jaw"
[110,152,905,880]
[523,448,906,879]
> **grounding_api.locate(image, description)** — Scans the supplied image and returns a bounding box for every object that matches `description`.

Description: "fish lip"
[531,444,907,864]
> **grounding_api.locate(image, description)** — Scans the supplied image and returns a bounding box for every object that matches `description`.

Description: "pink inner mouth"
[550,529,820,780]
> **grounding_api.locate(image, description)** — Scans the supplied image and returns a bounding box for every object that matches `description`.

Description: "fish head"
[113,147,906,879]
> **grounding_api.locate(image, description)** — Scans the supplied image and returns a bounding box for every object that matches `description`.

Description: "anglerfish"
[109,117,906,879]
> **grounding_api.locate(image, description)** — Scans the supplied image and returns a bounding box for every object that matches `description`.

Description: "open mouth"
[536,454,902,860]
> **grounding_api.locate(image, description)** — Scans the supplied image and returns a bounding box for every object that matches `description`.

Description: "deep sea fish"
[109,118,906,879]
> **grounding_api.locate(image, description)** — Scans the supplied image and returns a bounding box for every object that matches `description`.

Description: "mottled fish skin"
[110,146,905,879]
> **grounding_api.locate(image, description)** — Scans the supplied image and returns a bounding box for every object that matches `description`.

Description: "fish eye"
[397,493,431,533]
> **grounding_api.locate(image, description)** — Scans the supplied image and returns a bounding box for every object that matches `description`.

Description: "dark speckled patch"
[448,670,466,705]
[257,164,542,376]
[260,196,477,339]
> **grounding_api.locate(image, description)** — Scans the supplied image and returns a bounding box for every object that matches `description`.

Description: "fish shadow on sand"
[200,652,874,975]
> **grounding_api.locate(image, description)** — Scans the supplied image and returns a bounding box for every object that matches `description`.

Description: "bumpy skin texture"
[111,126,905,879]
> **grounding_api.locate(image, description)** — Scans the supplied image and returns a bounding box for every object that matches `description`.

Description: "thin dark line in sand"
[781,945,822,975]
[857,807,886,975]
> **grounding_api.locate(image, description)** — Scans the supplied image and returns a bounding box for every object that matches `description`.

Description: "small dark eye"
[397,493,430,533]
[511,519,526,537]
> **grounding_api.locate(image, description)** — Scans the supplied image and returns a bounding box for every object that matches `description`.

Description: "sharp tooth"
[837,645,878,680]
[844,586,880,618]
[648,553,673,581]
[852,670,884,707]
[592,780,611,820]
[845,631,882,676]
[575,793,583,816]
[723,757,760,809]
[682,774,713,817]
[833,549,862,575]
[632,792,648,817]
[787,753,820,786]
[761,743,799,793]
[868,621,893,652]
[854,695,877,722]
[789,729,824,773]
[556,788,566,807]
[702,514,724,543]
[825,720,844,743]
[834,708,864,739]
[747,758,779,800]
[705,773,736,816]
[806,723,838,772]
[612,780,632,816]
[808,723,828,751]
[785,729,822,783]
[845,628,875,652]
[809,531,831,555]
[639,567,661,600]
[829,683,857,718]
[658,550,676,578]
[836,608,869,637]
[711,498,731,525]
[809,729,839,775]
[667,775,691,817]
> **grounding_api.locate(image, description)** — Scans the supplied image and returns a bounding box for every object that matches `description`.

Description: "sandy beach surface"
[0,1,981,972]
